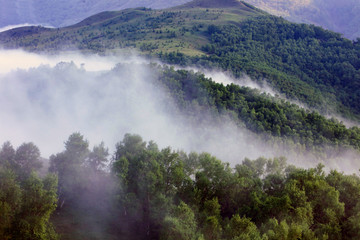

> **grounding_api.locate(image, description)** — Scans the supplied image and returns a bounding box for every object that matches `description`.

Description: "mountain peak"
[179,0,247,9]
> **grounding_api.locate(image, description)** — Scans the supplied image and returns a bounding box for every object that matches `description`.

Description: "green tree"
[49,132,89,204]
[0,142,15,169]
[224,214,262,240]
[88,141,109,172]
[112,134,176,238]
[202,198,222,240]
[11,173,58,240]
[0,168,21,240]
[161,202,200,240]
[14,142,42,180]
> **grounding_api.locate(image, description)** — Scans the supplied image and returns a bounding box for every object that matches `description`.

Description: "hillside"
[0,1,263,55]
[2,0,359,122]
[243,0,360,40]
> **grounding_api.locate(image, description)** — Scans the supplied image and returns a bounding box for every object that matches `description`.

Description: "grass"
[0,2,264,54]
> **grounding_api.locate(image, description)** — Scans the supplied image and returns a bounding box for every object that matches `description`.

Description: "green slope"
[0,1,263,55]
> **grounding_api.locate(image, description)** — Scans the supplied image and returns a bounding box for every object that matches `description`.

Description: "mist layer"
[0,50,359,173]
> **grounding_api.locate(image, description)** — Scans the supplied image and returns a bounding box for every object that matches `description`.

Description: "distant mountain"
[243,0,360,40]
[0,0,191,28]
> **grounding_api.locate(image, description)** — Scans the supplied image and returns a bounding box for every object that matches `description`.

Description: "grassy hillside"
[0,1,263,55]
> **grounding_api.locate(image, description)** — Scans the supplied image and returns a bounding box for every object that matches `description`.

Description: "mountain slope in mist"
[1,49,360,172]
[1,50,360,238]
[1,0,360,121]
[243,0,360,40]
[0,0,190,29]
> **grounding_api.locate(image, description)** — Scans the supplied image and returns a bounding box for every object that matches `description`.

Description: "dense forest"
[160,16,360,119]
[2,133,360,239]
[153,65,360,162]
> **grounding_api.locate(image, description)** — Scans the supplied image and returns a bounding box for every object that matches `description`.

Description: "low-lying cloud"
[0,50,359,173]
[0,49,146,74]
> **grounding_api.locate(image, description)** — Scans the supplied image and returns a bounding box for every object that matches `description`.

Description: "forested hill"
[1,0,360,121]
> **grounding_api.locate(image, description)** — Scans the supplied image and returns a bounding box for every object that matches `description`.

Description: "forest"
[1,132,360,239]
[161,16,360,119]
[155,65,360,159]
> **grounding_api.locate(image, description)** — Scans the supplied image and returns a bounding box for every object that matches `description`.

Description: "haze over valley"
[0,50,335,168]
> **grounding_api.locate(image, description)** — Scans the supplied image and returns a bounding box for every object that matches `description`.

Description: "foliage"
[110,134,360,240]
[156,66,360,155]
[2,133,360,239]
[197,16,360,118]
[0,144,58,240]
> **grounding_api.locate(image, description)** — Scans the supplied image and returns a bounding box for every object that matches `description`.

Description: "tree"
[161,202,200,240]
[49,133,89,204]
[201,198,222,240]
[287,165,344,239]
[112,134,169,238]
[0,142,15,169]
[88,142,109,171]
[14,142,42,179]
[224,214,262,240]
[11,173,58,240]
[0,168,21,240]
[195,153,232,204]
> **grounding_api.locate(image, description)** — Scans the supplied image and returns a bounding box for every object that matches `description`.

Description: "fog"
[0,50,266,162]
[0,49,359,172]
[195,67,360,129]
[186,68,278,97]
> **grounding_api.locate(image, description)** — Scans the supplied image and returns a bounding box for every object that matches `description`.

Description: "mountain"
[2,0,360,121]
[242,0,360,40]
[0,0,263,55]
[0,0,191,29]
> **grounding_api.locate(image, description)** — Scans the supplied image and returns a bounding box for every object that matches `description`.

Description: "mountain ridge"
[177,0,248,9]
